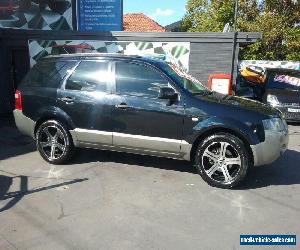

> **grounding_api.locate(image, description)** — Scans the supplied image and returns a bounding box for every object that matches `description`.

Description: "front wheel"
[36,120,74,164]
[194,133,250,188]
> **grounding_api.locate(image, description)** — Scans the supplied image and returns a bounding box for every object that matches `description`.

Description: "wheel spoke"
[219,142,229,157]
[57,129,64,139]
[203,149,219,162]
[56,143,65,152]
[205,163,220,177]
[221,166,232,183]
[53,131,58,140]
[224,157,241,166]
[44,127,52,139]
[50,145,56,160]
[40,141,51,148]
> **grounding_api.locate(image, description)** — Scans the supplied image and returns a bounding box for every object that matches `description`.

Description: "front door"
[57,60,114,146]
[111,60,185,155]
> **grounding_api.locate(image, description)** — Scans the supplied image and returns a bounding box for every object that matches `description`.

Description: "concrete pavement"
[0,117,300,250]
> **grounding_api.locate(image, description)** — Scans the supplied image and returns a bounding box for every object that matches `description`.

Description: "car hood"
[266,88,300,104]
[198,92,279,117]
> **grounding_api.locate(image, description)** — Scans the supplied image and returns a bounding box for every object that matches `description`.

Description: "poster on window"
[0,0,72,30]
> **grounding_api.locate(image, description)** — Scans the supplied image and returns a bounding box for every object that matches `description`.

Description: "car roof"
[42,53,165,65]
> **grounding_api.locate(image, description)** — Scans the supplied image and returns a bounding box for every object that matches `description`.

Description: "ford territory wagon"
[14,54,289,188]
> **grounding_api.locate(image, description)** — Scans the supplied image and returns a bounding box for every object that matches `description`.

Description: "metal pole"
[230,0,238,92]
[233,0,238,31]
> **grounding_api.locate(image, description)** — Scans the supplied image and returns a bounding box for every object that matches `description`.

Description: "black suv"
[14,54,289,188]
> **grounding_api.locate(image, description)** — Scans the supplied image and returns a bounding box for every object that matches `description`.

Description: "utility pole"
[230,0,238,92]
[233,0,238,31]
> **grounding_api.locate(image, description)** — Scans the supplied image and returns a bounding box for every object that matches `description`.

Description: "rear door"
[20,59,76,120]
[57,60,115,146]
[110,60,185,155]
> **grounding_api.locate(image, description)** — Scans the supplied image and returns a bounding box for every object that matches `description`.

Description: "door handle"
[59,97,75,104]
[115,103,128,109]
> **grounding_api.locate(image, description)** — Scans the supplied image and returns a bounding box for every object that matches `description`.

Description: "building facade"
[0,29,260,115]
[0,1,260,115]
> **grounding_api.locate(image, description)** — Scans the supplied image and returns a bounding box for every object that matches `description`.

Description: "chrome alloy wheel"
[202,142,242,184]
[38,125,66,161]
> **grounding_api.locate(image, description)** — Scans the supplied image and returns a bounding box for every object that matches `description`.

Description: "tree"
[181,0,300,61]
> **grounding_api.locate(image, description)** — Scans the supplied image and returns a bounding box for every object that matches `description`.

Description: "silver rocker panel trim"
[70,128,192,161]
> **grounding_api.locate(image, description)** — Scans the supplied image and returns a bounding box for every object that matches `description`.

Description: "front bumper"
[250,128,289,167]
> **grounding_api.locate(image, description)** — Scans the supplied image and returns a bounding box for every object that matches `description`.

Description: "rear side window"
[22,60,77,88]
[115,62,169,98]
[66,61,110,92]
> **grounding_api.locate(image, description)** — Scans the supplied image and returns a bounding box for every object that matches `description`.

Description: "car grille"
[283,111,300,121]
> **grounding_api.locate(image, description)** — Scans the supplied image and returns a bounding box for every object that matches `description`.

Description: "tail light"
[15,89,22,110]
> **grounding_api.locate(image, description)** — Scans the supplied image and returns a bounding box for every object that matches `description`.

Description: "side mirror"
[158,87,178,100]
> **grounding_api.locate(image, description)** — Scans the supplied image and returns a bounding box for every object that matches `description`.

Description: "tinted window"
[116,62,169,98]
[161,63,210,95]
[22,60,76,88]
[267,71,300,90]
[66,61,110,92]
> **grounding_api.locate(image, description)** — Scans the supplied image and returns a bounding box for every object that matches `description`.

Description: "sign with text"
[77,0,123,31]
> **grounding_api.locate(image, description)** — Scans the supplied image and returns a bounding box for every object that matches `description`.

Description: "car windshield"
[267,71,300,91]
[161,63,211,95]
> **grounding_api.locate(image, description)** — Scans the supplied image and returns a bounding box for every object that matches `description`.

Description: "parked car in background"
[262,68,300,122]
[14,54,288,188]
[236,67,300,122]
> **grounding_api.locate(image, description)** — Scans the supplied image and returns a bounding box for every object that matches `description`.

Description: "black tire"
[194,133,250,189]
[36,120,74,164]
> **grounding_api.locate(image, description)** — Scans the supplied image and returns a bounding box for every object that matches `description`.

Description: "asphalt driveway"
[0,116,300,250]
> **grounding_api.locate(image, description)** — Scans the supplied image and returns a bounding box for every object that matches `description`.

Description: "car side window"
[115,61,169,98]
[66,61,110,92]
[22,60,77,88]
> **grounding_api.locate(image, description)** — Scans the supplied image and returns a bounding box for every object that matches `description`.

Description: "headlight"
[267,94,280,107]
[263,118,286,131]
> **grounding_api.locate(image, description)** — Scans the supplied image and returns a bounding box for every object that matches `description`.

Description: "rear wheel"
[36,120,74,164]
[194,133,250,188]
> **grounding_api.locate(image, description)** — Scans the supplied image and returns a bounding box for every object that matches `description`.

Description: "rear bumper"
[13,110,36,138]
[251,129,289,166]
